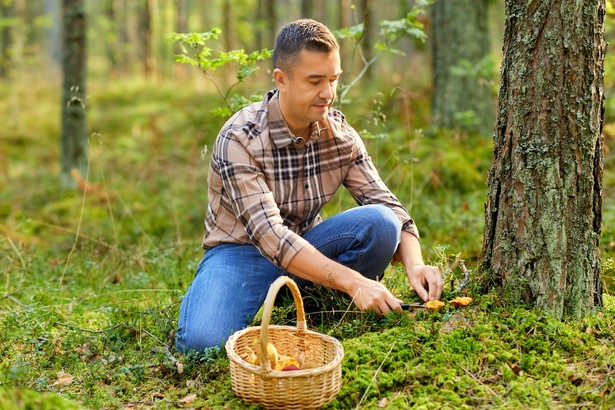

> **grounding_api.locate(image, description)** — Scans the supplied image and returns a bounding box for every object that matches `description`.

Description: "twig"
[54,321,122,334]
[455,262,471,292]
[28,220,114,249]
[458,364,501,401]
[6,236,27,279]
[60,126,94,285]
[356,339,397,409]
[143,328,184,373]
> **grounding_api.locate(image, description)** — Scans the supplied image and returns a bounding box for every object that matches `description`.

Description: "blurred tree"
[338,0,352,74]
[256,0,264,49]
[103,0,115,68]
[222,0,233,51]
[431,0,493,134]
[116,0,129,71]
[0,0,13,77]
[138,0,153,76]
[481,0,605,318]
[175,0,187,79]
[301,0,314,18]
[60,0,88,188]
[265,0,276,48]
[359,0,374,80]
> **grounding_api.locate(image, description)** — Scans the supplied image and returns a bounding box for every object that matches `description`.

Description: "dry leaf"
[449,296,473,307]
[377,397,389,408]
[52,371,74,388]
[510,363,523,375]
[178,393,197,406]
[425,300,445,310]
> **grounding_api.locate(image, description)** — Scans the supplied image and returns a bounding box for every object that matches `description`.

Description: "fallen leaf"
[52,371,74,388]
[450,296,473,307]
[510,363,523,375]
[425,300,445,310]
[178,393,197,406]
[377,397,388,408]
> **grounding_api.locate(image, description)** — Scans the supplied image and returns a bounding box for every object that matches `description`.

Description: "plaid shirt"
[203,89,419,268]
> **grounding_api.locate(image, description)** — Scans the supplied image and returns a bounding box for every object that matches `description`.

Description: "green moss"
[0,388,83,410]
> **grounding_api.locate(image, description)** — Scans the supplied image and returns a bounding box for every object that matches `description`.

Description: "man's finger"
[409,276,429,302]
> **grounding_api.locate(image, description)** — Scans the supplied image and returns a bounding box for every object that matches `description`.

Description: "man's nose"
[320,83,334,100]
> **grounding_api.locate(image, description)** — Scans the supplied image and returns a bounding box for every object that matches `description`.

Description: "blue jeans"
[175,204,401,353]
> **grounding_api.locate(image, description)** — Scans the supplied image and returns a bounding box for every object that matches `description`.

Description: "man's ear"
[273,68,286,90]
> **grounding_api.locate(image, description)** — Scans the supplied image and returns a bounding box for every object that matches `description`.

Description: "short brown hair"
[272,19,339,72]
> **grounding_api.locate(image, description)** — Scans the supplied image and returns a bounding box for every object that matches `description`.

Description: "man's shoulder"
[219,91,274,140]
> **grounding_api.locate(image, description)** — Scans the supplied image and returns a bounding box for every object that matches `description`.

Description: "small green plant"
[335,1,431,104]
[167,29,272,117]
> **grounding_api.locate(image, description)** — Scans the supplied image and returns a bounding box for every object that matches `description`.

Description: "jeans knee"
[176,327,227,353]
[365,205,401,247]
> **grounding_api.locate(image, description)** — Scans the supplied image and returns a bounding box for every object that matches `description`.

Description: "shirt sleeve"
[212,127,310,268]
[341,122,420,240]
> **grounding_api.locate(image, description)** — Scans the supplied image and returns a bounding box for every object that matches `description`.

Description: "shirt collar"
[266,90,329,148]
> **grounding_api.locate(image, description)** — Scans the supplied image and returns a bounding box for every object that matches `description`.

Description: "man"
[176,19,442,353]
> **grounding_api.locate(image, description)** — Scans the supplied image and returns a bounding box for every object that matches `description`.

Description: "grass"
[1,74,614,409]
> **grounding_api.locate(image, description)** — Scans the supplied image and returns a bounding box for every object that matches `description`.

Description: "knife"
[400,303,427,310]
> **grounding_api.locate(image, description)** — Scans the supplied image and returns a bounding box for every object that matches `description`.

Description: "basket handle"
[259,276,307,371]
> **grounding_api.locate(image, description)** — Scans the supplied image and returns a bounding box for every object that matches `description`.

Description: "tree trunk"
[265,0,276,48]
[301,0,314,18]
[139,0,153,76]
[481,0,605,318]
[255,0,263,50]
[175,0,188,80]
[339,0,352,76]
[359,0,374,80]
[60,0,88,188]
[431,0,492,134]
[0,0,13,77]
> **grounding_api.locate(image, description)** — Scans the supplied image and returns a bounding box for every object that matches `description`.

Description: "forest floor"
[0,76,614,409]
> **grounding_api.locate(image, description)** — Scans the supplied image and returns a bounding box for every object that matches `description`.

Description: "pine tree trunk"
[60,0,88,188]
[481,0,605,318]
[431,0,492,133]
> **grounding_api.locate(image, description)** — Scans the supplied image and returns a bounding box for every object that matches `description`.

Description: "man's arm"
[286,244,404,316]
[395,231,443,301]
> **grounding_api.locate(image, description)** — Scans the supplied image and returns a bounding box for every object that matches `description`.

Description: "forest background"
[0,0,614,409]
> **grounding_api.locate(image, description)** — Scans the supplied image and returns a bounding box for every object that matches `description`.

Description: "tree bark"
[431,0,492,133]
[481,0,605,318]
[60,0,88,188]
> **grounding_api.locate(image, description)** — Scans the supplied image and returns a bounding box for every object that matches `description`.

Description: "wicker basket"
[225,276,344,409]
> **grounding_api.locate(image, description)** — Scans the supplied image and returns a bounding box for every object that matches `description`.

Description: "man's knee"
[176,327,229,354]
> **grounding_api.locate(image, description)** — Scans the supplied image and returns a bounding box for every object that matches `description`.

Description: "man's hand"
[407,264,443,302]
[348,276,404,316]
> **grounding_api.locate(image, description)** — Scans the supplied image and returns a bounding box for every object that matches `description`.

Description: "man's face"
[274,49,342,134]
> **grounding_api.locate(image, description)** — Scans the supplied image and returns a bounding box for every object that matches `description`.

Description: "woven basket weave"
[225,276,344,409]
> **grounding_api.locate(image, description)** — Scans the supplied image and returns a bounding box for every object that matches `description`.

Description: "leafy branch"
[335,1,430,103]
[167,29,272,117]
